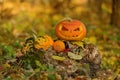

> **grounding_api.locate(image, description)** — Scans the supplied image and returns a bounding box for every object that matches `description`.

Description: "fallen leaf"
[71,41,84,48]
[82,37,96,44]
[52,56,66,61]
[68,52,82,60]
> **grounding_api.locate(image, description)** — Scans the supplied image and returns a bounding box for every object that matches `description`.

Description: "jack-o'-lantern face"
[55,19,86,40]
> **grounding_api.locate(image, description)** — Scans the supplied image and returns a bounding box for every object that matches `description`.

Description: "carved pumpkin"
[53,40,65,52]
[34,35,53,51]
[55,19,86,40]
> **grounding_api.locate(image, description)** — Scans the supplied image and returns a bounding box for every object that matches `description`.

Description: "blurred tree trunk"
[0,0,3,24]
[88,0,103,26]
[110,0,120,27]
[49,0,71,16]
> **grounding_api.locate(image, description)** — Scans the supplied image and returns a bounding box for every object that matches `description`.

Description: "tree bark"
[110,0,120,27]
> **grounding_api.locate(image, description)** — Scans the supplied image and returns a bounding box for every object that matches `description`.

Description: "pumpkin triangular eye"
[74,28,80,31]
[62,26,68,31]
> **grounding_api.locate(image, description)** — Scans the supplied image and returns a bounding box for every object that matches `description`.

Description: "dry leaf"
[68,52,82,60]
[52,56,66,61]
[71,41,84,48]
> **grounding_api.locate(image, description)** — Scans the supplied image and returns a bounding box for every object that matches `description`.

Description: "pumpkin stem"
[33,34,37,40]
[62,17,73,22]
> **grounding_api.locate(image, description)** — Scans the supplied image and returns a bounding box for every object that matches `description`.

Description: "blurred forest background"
[0,0,120,79]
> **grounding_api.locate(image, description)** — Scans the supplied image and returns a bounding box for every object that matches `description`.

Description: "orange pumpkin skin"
[53,40,65,52]
[55,19,86,41]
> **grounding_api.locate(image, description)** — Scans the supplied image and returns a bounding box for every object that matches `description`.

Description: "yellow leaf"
[71,41,84,48]
[68,52,82,60]
[83,37,96,44]
[3,62,11,68]
[52,56,66,61]
[88,36,96,44]
[82,38,89,43]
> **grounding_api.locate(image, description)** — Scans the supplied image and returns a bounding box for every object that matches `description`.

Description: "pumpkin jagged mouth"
[60,32,81,38]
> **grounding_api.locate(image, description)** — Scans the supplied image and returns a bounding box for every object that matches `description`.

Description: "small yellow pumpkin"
[34,35,53,51]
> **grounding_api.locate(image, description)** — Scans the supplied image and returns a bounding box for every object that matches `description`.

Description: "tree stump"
[14,38,117,80]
